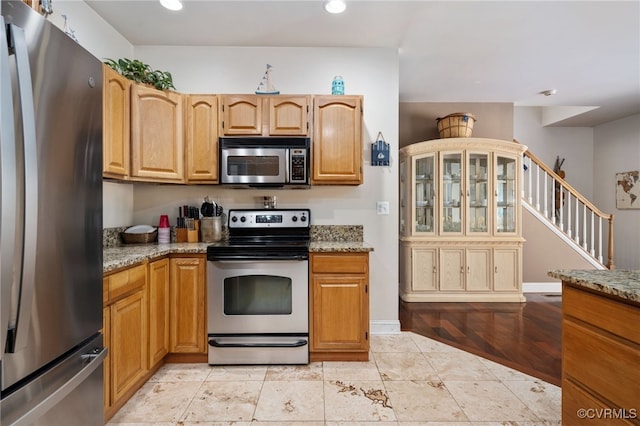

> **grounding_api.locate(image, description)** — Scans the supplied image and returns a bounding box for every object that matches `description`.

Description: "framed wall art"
[616,170,640,209]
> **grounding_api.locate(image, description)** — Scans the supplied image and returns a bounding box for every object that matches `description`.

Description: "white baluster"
[590,211,595,256]
[535,164,540,211]
[543,172,548,217]
[598,216,603,263]
[582,204,587,250]
[567,191,572,238]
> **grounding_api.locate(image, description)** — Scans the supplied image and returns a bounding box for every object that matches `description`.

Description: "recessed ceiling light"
[160,0,182,11]
[324,0,346,14]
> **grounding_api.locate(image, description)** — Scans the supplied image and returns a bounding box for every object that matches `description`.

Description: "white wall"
[515,107,640,272]
[133,46,401,331]
[514,107,594,198]
[49,1,136,227]
[594,114,640,270]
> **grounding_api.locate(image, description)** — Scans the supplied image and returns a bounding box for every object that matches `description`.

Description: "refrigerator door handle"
[9,346,107,425]
[0,16,19,355]
[8,23,38,352]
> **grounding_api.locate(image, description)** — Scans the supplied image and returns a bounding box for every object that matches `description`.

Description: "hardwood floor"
[399,293,562,386]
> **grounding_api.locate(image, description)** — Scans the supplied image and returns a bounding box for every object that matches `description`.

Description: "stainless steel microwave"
[219,137,310,188]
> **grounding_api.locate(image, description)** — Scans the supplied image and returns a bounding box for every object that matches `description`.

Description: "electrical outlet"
[376,201,390,215]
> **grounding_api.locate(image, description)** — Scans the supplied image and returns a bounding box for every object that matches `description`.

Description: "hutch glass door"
[468,152,489,233]
[414,154,435,233]
[495,155,517,233]
[441,152,462,233]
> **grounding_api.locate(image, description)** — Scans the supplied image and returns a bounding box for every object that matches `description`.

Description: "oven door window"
[224,275,292,315]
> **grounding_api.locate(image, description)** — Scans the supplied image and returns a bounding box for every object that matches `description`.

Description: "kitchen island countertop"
[548,269,640,303]
[104,240,373,274]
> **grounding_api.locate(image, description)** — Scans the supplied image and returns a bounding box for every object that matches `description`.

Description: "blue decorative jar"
[332,76,344,95]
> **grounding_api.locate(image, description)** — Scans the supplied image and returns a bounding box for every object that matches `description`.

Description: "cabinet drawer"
[563,284,640,345]
[563,319,640,412]
[562,379,636,426]
[311,253,368,274]
[105,264,147,303]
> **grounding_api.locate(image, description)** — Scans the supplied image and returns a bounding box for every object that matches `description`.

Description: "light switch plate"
[376,201,390,215]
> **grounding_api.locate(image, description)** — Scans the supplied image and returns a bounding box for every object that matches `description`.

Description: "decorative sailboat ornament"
[255,64,280,95]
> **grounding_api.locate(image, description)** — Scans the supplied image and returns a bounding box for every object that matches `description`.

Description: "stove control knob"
[292,216,298,222]
[300,215,307,222]
[240,216,246,223]
[231,216,238,223]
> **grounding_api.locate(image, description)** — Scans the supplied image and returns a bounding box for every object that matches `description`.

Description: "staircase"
[520,144,615,270]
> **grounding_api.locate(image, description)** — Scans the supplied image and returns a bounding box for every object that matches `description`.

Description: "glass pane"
[224,275,292,315]
[227,156,280,176]
[415,156,435,232]
[442,153,462,232]
[469,153,488,232]
[496,156,517,233]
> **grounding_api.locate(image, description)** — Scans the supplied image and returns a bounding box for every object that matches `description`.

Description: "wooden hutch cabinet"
[399,138,527,302]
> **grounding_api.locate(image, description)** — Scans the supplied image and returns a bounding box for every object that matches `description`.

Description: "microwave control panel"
[289,149,307,183]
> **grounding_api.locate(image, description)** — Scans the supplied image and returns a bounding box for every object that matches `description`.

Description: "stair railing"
[521,147,615,269]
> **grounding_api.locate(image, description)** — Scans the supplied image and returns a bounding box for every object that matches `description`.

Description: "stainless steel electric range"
[206,209,310,365]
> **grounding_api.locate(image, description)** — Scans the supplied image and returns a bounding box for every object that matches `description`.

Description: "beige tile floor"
[107,332,561,425]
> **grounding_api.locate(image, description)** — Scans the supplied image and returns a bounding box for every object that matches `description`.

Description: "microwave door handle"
[0,16,19,352]
[285,148,290,183]
[8,23,39,352]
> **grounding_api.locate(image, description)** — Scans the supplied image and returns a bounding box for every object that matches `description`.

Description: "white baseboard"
[370,320,401,335]
[523,281,562,293]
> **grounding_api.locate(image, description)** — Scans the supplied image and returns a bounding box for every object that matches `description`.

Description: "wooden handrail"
[516,140,615,269]
[522,149,612,220]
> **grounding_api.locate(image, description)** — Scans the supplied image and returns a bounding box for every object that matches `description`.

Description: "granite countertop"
[548,269,640,303]
[104,243,210,273]
[104,240,373,273]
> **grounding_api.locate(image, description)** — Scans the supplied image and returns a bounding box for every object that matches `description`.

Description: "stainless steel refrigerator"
[1,1,106,424]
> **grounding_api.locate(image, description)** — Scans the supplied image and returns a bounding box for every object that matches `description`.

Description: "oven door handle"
[209,338,308,348]
[208,257,308,262]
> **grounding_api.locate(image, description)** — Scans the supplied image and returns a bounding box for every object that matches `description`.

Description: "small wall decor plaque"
[371,132,390,166]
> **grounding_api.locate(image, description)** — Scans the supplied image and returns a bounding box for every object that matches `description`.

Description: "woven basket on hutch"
[436,112,476,138]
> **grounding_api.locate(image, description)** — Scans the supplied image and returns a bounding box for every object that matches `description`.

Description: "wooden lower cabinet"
[309,252,369,361]
[148,258,170,368]
[103,255,207,421]
[562,284,640,426]
[169,256,206,355]
[103,264,148,421]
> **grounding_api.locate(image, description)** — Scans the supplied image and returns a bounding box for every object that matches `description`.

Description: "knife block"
[187,220,200,242]
[176,228,188,243]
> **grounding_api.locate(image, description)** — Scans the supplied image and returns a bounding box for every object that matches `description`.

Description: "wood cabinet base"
[165,353,208,363]
[310,351,368,362]
[104,361,164,422]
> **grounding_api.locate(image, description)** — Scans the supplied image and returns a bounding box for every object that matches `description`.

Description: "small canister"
[331,75,344,95]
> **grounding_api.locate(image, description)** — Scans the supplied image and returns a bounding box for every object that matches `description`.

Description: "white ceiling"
[86,0,640,127]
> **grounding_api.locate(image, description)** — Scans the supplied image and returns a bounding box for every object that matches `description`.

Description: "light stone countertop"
[104,240,373,274]
[548,269,640,303]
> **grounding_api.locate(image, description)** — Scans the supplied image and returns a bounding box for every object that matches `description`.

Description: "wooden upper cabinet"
[312,95,363,185]
[220,95,262,135]
[269,96,309,135]
[102,65,131,179]
[185,95,219,183]
[220,94,310,136]
[130,84,184,182]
